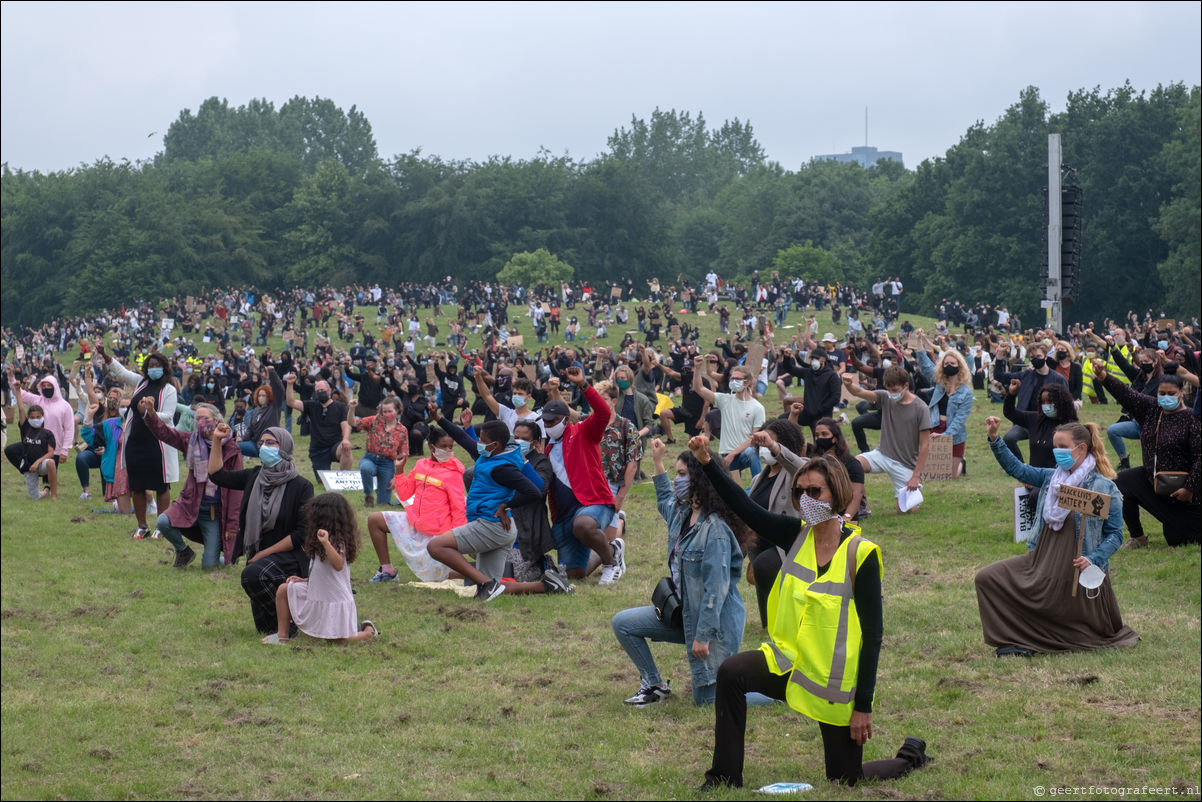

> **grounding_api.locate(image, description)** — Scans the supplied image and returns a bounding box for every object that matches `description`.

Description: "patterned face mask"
[795,492,836,525]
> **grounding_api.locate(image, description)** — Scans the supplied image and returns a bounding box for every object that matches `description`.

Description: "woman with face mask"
[1095,365,1201,547]
[95,343,179,539]
[352,397,409,509]
[980,416,1137,656]
[1051,341,1084,401]
[690,436,929,791]
[238,368,285,460]
[611,437,752,708]
[206,423,315,635]
[915,342,975,477]
[365,425,467,583]
[1003,381,1079,469]
[138,400,244,569]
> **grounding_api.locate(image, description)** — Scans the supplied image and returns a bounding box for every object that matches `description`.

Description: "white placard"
[318,470,364,491]
[1013,486,1038,542]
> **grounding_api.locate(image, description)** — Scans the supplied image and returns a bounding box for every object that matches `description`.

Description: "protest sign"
[318,471,364,492]
[919,434,956,481]
[1056,484,1111,518]
[1014,486,1038,542]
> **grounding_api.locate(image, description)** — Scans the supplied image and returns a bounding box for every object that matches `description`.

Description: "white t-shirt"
[714,393,765,456]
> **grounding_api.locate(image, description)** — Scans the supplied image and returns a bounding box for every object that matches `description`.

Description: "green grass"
[2,302,1199,800]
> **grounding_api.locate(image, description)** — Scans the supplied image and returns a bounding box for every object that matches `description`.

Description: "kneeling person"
[426,419,541,601]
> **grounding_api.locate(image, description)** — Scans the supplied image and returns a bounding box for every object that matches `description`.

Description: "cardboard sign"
[318,470,364,491]
[669,325,682,339]
[541,303,551,313]
[610,286,623,299]
[1157,318,1176,331]
[423,364,434,383]
[1056,484,1111,518]
[507,335,524,346]
[1013,486,1038,542]
[696,310,706,317]
[906,332,923,350]
[918,433,956,481]
[745,343,766,378]
[520,365,537,381]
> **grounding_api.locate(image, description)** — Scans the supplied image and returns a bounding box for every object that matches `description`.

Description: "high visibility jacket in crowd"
[760,523,880,726]
[1102,344,1132,386]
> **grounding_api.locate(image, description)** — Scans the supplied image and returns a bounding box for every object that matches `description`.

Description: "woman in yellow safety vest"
[687,435,930,791]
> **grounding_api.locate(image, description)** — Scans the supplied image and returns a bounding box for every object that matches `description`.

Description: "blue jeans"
[75,449,101,489]
[552,505,617,572]
[612,605,685,690]
[157,508,221,569]
[283,406,293,434]
[1106,419,1140,459]
[726,446,762,479]
[237,441,259,459]
[359,452,396,504]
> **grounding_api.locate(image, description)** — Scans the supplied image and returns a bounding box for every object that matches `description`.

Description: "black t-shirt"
[18,422,55,470]
[302,399,348,449]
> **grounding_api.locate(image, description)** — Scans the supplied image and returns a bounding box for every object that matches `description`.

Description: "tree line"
[2,84,1197,329]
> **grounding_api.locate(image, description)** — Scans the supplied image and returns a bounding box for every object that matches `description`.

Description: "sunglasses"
[792,485,826,501]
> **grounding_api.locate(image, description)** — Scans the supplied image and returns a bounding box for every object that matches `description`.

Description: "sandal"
[132,526,151,540]
[262,633,291,645]
[360,620,379,638]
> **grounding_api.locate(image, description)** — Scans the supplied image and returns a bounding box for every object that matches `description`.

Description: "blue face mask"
[1157,340,1169,350]
[516,439,532,456]
[673,476,691,504]
[1041,404,1057,418]
[512,395,528,408]
[1052,447,1077,471]
[259,446,282,467]
[1158,394,1179,411]
[147,367,164,381]
[477,441,491,458]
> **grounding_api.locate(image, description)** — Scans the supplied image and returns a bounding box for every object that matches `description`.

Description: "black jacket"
[211,466,314,565]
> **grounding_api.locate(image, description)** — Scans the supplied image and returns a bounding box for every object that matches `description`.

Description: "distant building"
[814,145,903,169]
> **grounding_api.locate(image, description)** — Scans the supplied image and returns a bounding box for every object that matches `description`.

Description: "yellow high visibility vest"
[760,525,881,726]
[1103,344,1131,386]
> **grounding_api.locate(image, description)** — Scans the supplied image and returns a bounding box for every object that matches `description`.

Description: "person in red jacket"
[364,426,467,582]
[543,367,626,584]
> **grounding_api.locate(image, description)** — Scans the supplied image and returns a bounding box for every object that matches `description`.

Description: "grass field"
[2,301,1199,801]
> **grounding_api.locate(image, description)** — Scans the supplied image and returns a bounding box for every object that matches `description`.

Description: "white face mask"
[729,379,745,393]
[544,420,566,440]
[887,391,904,402]
[758,446,777,466]
[811,359,822,370]
[432,447,454,462]
[881,359,892,368]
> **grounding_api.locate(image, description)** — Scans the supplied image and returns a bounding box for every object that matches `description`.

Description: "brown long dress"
[975,515,1139,653]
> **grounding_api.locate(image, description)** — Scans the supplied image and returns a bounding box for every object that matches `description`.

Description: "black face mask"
[1055,350,1068,361]
[314,391,330,404]
[41,387,55,398]
[1030,357,1046,370]
[814,437,835,452]
[943,364,960,376]
[1139,362,1155,374]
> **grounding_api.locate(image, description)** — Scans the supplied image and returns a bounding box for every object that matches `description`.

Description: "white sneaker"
[80,491,91,500]
[599,537,626,585]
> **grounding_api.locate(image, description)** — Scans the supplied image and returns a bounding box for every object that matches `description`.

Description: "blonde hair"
[1057,422,1115,479]
[937,349,972,390]
[1055,340,1076,361]
[594,380,618,400]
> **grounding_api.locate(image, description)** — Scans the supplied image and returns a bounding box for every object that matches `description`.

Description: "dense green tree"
[1153,89,1202,318]
[497,248,575,287]
[772,242,843,284]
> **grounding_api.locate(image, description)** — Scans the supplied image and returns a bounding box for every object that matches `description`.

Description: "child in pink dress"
[264,493,377,645]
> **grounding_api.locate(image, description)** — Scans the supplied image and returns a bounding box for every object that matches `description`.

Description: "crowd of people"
[3,276,1200,791]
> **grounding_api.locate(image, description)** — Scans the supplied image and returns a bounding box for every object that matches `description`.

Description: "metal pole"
[1047,134,1063,333]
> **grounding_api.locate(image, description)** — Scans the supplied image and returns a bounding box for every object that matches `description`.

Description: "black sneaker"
[623,681,671,707]
[1118,456,1130,471]
[541,569,575,594]
[173,546,196,569]
[996,645,1036,658]
[474,579,505,602]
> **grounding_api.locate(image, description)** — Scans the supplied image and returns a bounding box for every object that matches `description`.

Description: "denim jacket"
[654,473,746,698]
[917,350,974,444]
[989,437,1125,571]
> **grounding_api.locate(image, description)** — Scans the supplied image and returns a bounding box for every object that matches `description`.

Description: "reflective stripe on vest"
[786,535,860,706]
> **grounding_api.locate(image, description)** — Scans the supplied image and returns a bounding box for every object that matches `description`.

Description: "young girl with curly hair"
[264,492,377,645]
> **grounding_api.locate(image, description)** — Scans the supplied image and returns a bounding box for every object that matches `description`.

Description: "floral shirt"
[361,416,409,460]
[600,416,643,486]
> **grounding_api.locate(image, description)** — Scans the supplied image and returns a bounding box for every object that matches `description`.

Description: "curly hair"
[762,418,806,457]
[301,492,361,564]
[1037,383,1078,423]
[678,449,755,554]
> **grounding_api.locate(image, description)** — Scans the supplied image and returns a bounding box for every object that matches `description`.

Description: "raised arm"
[692,355,716,404]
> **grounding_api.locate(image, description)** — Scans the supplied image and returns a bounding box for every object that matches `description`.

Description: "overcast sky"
[2,1,1199,174]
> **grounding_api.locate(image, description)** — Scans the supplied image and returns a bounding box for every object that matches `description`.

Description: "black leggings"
[1115,468,1201,546]
[706,650,921,788]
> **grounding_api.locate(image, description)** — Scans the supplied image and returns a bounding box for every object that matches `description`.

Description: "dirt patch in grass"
[224,712,278,727]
